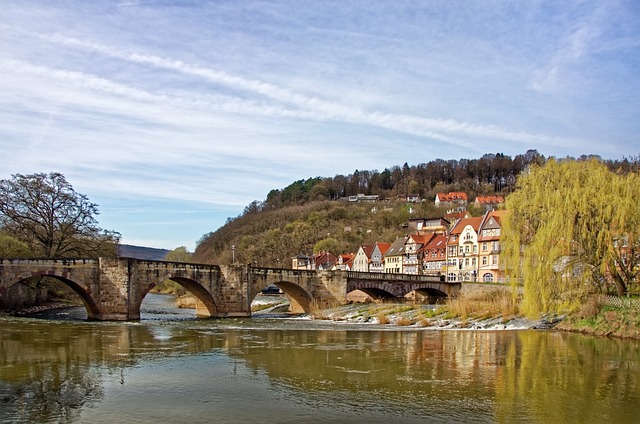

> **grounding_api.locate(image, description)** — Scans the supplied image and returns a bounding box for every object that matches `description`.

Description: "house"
[292,251,338,270]
[352,244,375,272]
[407,217,450,234]
[406,194,421,203]
[291,254,312,270]
[383,236,408,274]
[315,251,337,270]
[474,195,505,211]
[370,242,390,273]
[342,193,380,203]
[444,209,471,222]
[446,216,483,282]
[477,210,507,282]
[333,253,354,271]
[403,233,434,275]
[421,234,447,276]
[435,192,468,207]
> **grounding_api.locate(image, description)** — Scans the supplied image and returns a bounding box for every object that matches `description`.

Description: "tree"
[313,237,340,255]
[0,234,32,257]
[0,172,119,258]
[502,159,640,317]
[164,246,193,263]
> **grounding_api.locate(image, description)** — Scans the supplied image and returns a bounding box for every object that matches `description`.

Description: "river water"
[1,294,639,424]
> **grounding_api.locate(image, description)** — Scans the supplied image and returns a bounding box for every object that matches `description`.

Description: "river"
[1,293,639,423]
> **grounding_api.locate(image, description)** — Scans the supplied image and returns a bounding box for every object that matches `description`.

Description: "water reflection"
[1,302,640,423]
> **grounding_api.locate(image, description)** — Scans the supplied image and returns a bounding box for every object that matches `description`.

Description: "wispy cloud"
[0,1,638,249]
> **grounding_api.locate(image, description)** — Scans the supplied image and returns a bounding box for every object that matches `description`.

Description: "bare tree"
[0,172,119,258]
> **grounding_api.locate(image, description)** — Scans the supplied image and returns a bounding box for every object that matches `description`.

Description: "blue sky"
[1,1,639,251]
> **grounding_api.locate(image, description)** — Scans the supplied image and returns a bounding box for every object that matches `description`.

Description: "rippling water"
[1,294,640,423]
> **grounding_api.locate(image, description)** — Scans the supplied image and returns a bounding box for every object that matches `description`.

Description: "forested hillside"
[193,150,640,266]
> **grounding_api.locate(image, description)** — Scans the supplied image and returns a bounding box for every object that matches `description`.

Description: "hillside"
[192,151,639,266]
[118,244,170,261]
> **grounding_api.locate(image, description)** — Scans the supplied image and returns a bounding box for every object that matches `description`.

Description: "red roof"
[475,195,504,204]
[437,192,468,202]
[375,242,391,255]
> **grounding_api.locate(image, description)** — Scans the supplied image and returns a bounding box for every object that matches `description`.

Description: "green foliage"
[0,234,33,257]
[313,237,340,254]
[164,246,193,263]
[503,159,640,317]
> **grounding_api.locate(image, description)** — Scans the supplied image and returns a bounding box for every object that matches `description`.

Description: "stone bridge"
[0,257,461,320]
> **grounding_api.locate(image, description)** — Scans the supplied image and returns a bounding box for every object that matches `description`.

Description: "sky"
[1,1,639,251]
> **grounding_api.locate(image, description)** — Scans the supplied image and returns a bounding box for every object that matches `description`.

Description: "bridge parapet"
[346,271,444,283]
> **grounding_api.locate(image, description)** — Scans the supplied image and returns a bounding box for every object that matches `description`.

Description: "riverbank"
[555,296,640,339]
[308,302,562,330]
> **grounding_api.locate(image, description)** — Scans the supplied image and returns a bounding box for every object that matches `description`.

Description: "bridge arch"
[3,274,101,319]
[269,280,313,314]
[412,287,448,304]
[348,287,397,303]
[140,276,218,318]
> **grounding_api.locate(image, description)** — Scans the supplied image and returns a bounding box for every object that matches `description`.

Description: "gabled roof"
[358,244,375,259]
[337,253,355,263]
[408,233,434,245]
[384,236,408,257]
[478,210,508,241]
[374,242,391,256]
[475,195,505,204]
[449,216,483,235]
[436,192,468,202]
[425,234,447,250]
[421,234,448,260]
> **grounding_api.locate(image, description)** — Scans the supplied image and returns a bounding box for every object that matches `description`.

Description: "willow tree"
[503,159,640,317]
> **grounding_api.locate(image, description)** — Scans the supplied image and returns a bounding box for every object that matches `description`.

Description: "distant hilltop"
[118,244,170,261]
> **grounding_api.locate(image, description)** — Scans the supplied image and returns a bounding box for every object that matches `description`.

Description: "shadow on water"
[24,293,199,321]
[27,293,292,321]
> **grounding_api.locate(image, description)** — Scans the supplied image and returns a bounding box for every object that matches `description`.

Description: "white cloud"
[0,1,638,249]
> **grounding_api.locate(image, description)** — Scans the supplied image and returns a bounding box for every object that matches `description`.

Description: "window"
[448,273,457,282]
[482,256,488,266]
[491,255,498,265]
[482,243,488,252]
[483,273,494,282]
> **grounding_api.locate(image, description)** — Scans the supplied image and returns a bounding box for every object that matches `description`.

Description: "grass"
[444,289,520,321]
[376,312,390,324]
[304,287,525,328]
[558,296,640,339]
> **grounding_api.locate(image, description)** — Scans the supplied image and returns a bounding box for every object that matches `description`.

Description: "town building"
[474,195,505,211]
[352,244,374,272]
[477,210,507,282]
[383,236,408,274]
[370,242,390,273]
[421,234,447,276]
[435,192,468,207]
[446,216,483,282]
[403,233,434,275]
